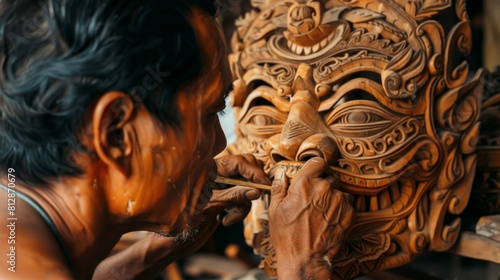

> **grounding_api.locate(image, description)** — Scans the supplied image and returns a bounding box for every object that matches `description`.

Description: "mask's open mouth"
[267,160,416,237]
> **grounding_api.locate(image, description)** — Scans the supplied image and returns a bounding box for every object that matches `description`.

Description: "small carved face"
[230,0,482,278]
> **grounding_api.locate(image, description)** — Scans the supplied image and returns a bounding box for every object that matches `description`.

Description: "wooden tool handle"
[215,175,272,191]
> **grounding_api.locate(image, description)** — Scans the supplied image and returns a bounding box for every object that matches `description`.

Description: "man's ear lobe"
[93,91,135,177]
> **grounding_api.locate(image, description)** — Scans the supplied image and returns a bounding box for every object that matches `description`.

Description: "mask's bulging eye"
[244,107,286,128]
[326,100,400,126]
[325,101,401,137]
[250,115,276,126]
[338,111,382,124]
[240,106,287,139]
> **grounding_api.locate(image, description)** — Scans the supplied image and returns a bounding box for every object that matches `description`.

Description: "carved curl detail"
[397,0,452,21]
[336,118,423,159]
[382,48,427,99]
[444,21,472,89]
[267,64,296,85]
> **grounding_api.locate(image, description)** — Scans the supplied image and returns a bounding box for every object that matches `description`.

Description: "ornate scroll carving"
[228,0,484,278]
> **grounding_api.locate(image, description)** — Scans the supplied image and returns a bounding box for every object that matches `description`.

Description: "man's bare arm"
[93,235,178,280]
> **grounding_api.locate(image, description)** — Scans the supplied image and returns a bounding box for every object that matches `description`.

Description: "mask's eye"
[239,102,287,139]
[325,101,400,136]
[337,111,382,124]
[249,114,276,126]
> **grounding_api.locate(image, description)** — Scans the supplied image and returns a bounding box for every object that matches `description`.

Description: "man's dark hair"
[0,0,217,186]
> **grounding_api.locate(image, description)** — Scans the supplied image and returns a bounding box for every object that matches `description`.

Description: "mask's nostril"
[300,155,315,162]
[296,134,338,165]
[271,152,288,164]
[298,150,323,162]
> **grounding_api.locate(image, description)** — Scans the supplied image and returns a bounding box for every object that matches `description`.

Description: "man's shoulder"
[0,188,74,279]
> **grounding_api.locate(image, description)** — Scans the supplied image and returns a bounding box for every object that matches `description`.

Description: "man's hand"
[93,154,269,279]
[269,157,354,279]
[178,154,271,255]
[212,154,271,226]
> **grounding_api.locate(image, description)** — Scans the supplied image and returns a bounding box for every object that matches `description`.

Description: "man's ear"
[92,91,135,177]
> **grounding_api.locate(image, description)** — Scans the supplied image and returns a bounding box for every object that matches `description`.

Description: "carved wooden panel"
[228,0,484,278]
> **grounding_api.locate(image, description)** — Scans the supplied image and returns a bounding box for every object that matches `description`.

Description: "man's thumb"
[270,168,288,203]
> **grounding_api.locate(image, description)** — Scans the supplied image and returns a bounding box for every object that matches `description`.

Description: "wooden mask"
[228,0,484,278]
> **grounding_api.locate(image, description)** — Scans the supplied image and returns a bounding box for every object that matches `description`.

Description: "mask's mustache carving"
[267,160,404,191]
[268,161,305,179]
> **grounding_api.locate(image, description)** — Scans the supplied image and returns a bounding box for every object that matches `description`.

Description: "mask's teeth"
[296,45,304,55]
[312,42,320,53]
[354,196,366,212]
[327,32,334,42]
[304,46,312,55]
[390,182,400,201]
[378,188,392,209]
[400,180,414,204]
[369,195,379,211]
[320,37,329,48]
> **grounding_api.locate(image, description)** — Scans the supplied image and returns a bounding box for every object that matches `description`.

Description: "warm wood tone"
[476,215,500,242]
[228,0,488,278]
[449,231,500,263]
[215,175,272,191]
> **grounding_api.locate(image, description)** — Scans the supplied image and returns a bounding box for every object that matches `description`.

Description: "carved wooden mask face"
[229,0,483,278]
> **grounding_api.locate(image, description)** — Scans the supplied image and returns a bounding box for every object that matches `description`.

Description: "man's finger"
[200,188,247,218]
[209,186,256,207]
[297,157,329,179]
[238,162,271,185]
[288,157,329,194]
[222,206,251,226]
[216,155,271,185]
[270,168,288,204]
[241,154,259,167]
[324,175,338,187]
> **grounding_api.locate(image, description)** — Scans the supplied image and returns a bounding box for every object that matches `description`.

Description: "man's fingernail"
[275,168,284,180]
[245,189,260,200]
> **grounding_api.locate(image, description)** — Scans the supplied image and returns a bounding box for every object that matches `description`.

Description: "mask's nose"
[269,132,337,165]
[268,63,337,165]
[268,101,337,165]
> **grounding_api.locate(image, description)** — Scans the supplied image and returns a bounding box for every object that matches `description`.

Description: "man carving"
[0,0,354,279]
